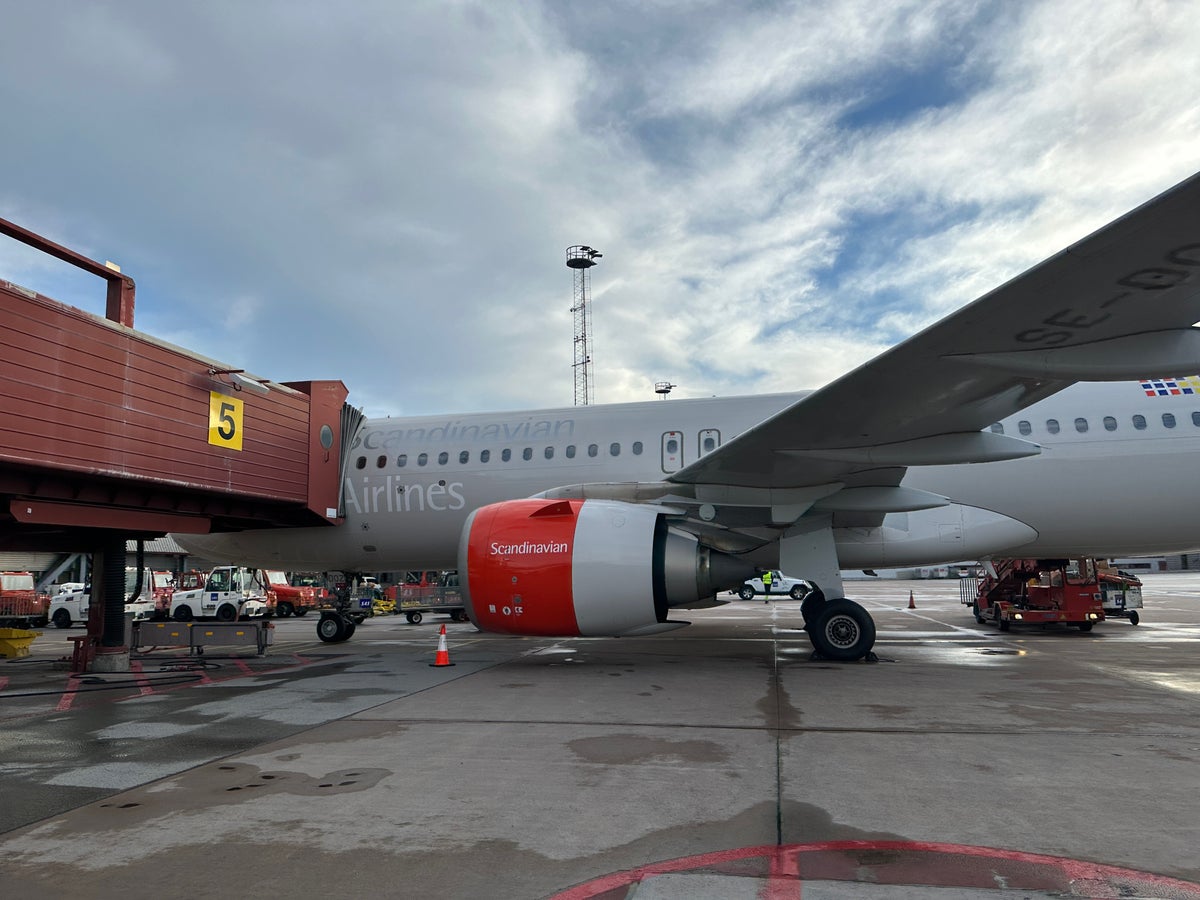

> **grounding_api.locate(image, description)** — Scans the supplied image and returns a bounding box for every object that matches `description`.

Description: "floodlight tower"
[566,245,602,406]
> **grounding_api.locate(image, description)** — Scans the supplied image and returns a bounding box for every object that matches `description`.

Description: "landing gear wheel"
[1128,610,1140,625]
[406,611,423,625]
[317,612,350,643]
[738,586,755,600]
[800,592,826,629]
[809,599,876,662]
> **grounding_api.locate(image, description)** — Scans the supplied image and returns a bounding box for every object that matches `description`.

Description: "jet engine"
[457,498,756,636]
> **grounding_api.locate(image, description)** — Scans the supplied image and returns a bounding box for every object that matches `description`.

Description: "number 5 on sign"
[208,392,244,450]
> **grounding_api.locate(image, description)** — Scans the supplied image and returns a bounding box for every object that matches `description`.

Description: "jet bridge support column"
[90,537,130,673]
[780,514,844,599]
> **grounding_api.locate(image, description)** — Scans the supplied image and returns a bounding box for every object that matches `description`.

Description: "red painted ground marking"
[232,659,253,675]
[129,660,154,696]
[549,840,1200,900]
[56,675,81,711]
[0,677,9,692]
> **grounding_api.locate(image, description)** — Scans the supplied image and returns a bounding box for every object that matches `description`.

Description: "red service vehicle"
[262,570,318,617]
[966,558,1105,632]
[0,572,49,628]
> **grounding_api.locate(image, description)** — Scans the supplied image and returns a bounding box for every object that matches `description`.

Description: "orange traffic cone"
[430,624,455,667]
[908,590,916,609]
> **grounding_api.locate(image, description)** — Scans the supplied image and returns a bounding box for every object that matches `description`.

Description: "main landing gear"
[799,584,877,662]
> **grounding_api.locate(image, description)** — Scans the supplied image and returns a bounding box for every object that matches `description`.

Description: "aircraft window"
[376,455,387,468]
[633,441,643,455]
[1163,413,1177,429]
[588,444,599,458]
[989,424,1003,434]
[566,445,576,458]
[480,449,490,463]
[418,452,429,466]
[438,451,449,465]
[610,442,621,457]
[1103,416,1117,431]
[1133,414,1147,430]
[1018,420,1031,436]
[666,437,679,453]
[522,447,533,461]
[544,446,554,459]
[397,453,407,467]
[1045,419,1060,435]
[355,456,366,470]
[1193,412,1200,427]
[1074,418,1088,433]
[501,448,512,462]
[459,450,470,464]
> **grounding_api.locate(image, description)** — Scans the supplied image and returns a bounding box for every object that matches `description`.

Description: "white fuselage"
[176,381,1200,571]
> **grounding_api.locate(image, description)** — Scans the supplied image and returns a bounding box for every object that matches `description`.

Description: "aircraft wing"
[670,169,1200,491]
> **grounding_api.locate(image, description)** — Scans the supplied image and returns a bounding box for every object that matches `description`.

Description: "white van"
[49,569,157,628]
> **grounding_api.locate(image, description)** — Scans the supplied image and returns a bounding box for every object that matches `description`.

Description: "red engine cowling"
[458,498,755,636]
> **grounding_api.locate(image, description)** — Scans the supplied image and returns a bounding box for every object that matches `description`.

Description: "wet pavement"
[1,575,1199,898]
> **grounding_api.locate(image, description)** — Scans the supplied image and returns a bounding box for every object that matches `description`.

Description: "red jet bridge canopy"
[0,216,356,553]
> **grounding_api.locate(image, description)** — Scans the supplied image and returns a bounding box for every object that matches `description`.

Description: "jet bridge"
[0,216,359,669]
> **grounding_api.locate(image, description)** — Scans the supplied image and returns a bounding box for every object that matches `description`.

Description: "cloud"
[2,0,1199,418]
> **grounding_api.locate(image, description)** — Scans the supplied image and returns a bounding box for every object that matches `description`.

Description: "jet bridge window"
[1133,415,1147,430]
[1163,413,1177,429]
[1074,418,1088,433]
[1045,419,1060,435]
[1103,416,1117,431]
[1017,420,1032,436]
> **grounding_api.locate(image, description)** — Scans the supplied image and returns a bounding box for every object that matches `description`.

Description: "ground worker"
[762,569,773,603]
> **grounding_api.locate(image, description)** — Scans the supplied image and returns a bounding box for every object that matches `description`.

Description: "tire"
[345,622,356,638]
[1078,622,1094,632]
[738,586,755,600]
[789,584,808,600]
[317,613,349,643]
[52,609,72,629]
[294,608,309,618]
[216,604,237,623]
[350,614,367,626]
[1128,610,1139,626]
[809,599,876,661]
[998,617,1010,631]
[173,605,193,622]
[277,602,294,618]
[972,599,986,624]
[406,611,423,625]
[800,592,825,627]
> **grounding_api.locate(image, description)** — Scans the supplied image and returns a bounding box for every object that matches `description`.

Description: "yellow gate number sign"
[208,392,244,450]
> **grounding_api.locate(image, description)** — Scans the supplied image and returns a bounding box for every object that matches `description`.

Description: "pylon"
[908,590,916,609]
[429,623,455,667]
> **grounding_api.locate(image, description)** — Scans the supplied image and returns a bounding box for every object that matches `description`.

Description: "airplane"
[176,168,1200,662]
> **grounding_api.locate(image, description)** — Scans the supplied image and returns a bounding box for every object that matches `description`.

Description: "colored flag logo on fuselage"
[1139,376,1200,396]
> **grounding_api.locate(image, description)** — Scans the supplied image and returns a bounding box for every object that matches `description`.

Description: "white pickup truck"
[738,571,811,600]
[49,568,158,628]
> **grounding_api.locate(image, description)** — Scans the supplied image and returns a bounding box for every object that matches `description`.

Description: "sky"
[2,0,1200,420]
